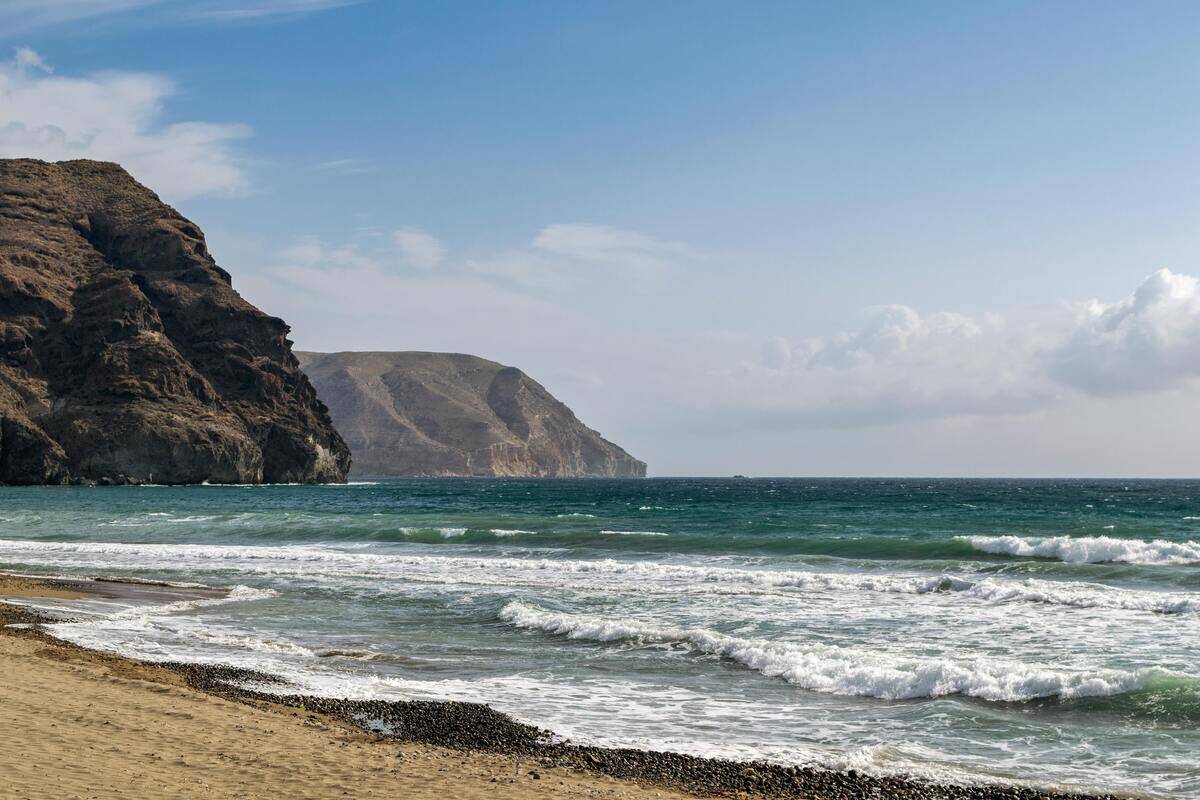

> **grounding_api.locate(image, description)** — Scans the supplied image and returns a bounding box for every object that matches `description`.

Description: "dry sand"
[0,575,691,800]
[0,574,1118,800]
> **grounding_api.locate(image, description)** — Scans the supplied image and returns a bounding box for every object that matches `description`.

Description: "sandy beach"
[0,573,1125,800]
[0,575,694,800]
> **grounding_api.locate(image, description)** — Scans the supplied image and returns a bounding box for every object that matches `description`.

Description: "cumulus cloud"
[1049,268,1200,395]
[677,305,1056,430]
[682,269,1200,432]
[0,49,249,199]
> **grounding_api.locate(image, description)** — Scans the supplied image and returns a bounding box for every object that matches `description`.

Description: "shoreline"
[0,573,1128,800]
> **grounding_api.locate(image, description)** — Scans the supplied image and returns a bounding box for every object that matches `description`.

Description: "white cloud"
[532,223,694,270]
[279,236,380,271]
[276,232,447,272]
[680,269,1200,432]
[1049,268,1200,395]
[185,0,361,21]
[237,225,1200,441]
[392,228,446,270]
[225,220,1200,474]
[467,223,695,290]
[465,250,573,291]
[656,305,1057,431]
[0,49,249,199]
[0,0,360,35]
[801,305,985,369]
[235,235,583,364]
[13,47,50,75]
[0,1,161,36]
[312,157,374,176]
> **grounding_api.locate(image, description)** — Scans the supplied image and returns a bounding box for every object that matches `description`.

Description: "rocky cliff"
[0,159,350,485]
[297,351,646,478]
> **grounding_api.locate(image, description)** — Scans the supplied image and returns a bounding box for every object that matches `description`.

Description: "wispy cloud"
[0,48,250,198]
[312,157,375,176]
[533,223,695,269]
[185,0,362,21]
[0,1,162,37]
[467,223,697,290]
[392,228,446,270]
[0,0,361,36]
[12,47,51,74]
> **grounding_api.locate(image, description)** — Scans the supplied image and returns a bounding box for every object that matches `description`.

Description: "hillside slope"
[298,351,646,477]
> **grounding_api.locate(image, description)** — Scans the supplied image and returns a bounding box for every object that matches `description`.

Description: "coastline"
[0,573,1129,800]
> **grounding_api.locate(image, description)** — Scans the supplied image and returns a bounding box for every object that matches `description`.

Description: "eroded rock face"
[0,159,350,485]
[297,351,646,478]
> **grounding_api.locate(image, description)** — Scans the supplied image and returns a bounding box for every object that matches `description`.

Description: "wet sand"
[0,574,1123,800]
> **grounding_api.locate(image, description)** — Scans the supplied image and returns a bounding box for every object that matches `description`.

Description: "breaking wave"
[959,535,1200,566]
[2,539,1195,614]
[498,601,1170,703]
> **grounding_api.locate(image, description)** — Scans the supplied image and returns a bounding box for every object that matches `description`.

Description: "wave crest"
[2,539,1195,614]
[498,601,1166,702]
[959,535,1200,565]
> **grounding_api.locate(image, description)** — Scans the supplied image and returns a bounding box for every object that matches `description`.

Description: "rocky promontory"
[297,351,646,477]
[0,159,350,485]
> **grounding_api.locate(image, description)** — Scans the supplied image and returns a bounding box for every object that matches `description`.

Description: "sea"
[1,478,1198,798]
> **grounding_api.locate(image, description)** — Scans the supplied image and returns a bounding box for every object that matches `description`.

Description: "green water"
[1,478,1198,796]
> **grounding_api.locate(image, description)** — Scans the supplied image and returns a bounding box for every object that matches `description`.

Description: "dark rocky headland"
[298,350,646,477]
[0,159,350,485]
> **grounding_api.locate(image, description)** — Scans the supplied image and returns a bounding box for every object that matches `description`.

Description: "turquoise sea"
[1,478,1199,797]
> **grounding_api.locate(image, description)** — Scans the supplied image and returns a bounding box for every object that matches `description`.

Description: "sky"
[2,1,1200,476]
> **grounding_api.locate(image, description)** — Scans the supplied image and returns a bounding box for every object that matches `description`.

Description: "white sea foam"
[498,601,1162,702]
[1,539,1194,614]
[960,535,1200,565]
[39,584,294,662]
[106,584,277,618]
[489,529,536,537]
[398,527,467,538]
[961,578,1200,614]
[599,530,671,537]
[48,617,313,661]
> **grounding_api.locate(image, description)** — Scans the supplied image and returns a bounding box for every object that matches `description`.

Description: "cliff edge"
[0,159,350,485]
[297,351,646,478]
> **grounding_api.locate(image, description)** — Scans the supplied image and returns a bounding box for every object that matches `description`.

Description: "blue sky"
[4,1,1200,475]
